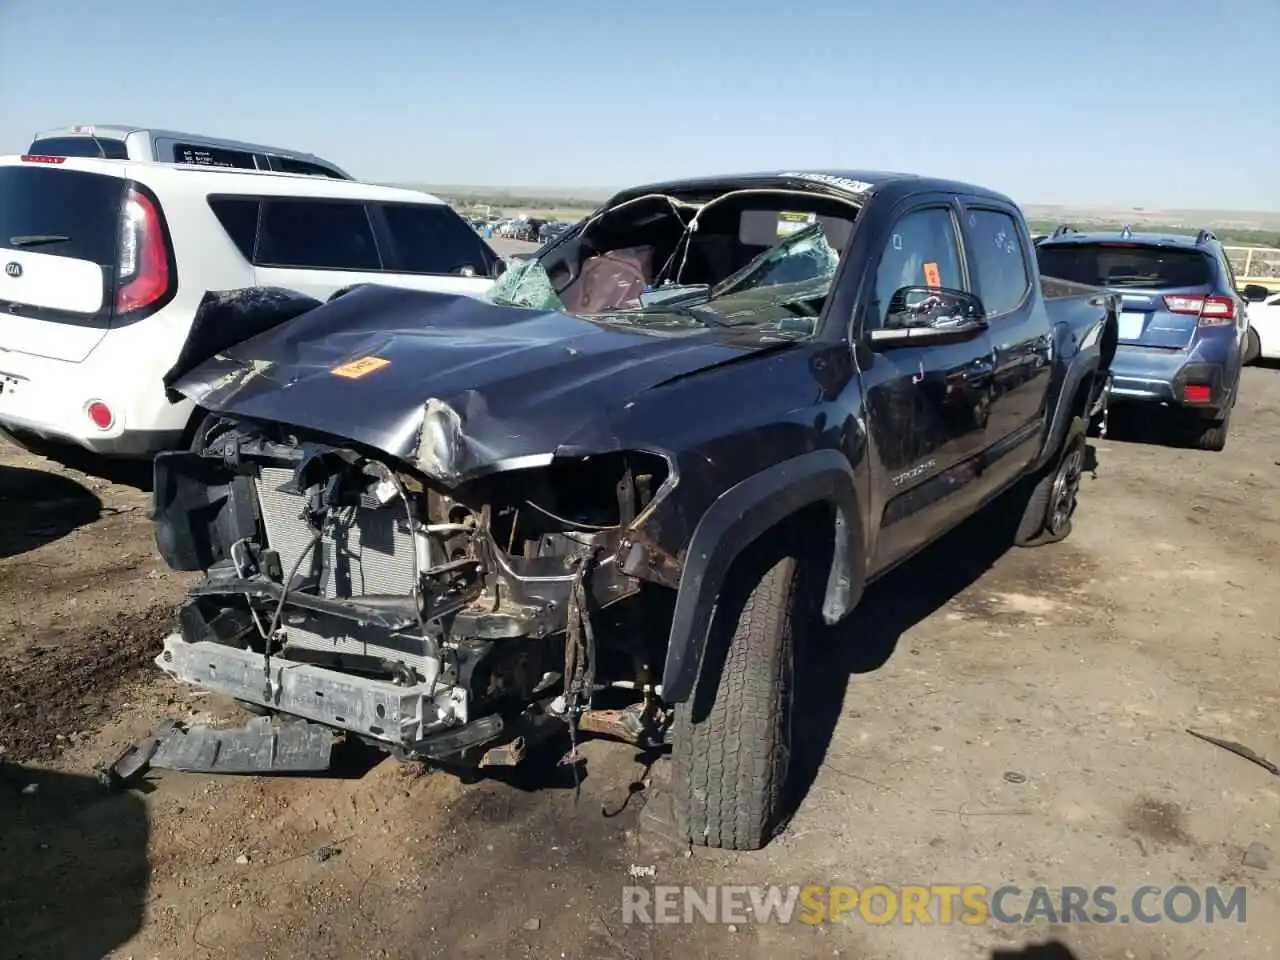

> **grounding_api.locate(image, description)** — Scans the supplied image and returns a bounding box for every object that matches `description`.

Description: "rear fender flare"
[1035,358,1099,471]
[660,449,864,704]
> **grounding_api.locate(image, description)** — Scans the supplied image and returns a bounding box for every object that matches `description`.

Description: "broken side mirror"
[868,286,988,349]
[490,259,508,279]
[1241,283,1270,303]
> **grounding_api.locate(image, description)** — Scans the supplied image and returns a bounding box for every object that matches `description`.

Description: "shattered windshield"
[484,219,841,336]
[485,257,567,312]
[711,223,839,298]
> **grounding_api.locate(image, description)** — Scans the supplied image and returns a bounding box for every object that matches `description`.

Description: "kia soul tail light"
[116,184,173,315]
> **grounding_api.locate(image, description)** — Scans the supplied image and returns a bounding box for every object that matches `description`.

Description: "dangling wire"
[560,550,599,803]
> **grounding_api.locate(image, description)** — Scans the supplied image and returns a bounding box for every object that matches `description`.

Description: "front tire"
[670,537,806,851]
[187,410,234,454]
[1013,416,1087,547]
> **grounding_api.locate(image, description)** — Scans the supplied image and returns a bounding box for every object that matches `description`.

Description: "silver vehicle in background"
[27,124,351,179]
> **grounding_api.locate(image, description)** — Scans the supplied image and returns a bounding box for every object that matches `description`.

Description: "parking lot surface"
[2,367,1278,960]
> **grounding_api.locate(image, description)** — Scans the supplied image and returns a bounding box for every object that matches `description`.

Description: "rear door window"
[963,208,1031,316]
[255,199,381,271]
[1038,243,1215,290]
[27,136,129,160]
[377,202,499,275]
[0,165,123,265]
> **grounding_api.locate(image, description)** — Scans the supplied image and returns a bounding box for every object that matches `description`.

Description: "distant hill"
[389,184,612,207]
[388,183,1280,246]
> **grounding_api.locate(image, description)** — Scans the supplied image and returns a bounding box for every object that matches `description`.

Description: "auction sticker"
[331,356,390,379]
[777,211,817,237]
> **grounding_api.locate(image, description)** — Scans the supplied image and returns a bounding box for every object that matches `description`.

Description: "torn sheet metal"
[162,287,322,400]
[149,716,334,774]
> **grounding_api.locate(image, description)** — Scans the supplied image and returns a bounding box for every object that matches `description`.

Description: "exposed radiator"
[255,467,434,675]
[278,616,437,677]
[255,466,416,600]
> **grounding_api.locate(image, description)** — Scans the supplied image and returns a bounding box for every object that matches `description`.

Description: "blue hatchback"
[1036,226,1252,451]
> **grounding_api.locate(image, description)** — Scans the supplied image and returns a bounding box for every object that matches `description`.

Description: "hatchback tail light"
[116,184,173,316]
[1162,294,1235,326]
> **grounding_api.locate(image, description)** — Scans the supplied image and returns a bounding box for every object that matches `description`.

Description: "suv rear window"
[28,136,128,160]
[0,166,123,265]
[379,203,499,275]
[1038,242,1215,290]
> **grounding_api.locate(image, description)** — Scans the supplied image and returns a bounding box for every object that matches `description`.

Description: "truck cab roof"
[610,169,1017,207]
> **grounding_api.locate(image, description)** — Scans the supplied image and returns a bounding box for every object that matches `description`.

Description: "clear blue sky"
[1,0,1275,211]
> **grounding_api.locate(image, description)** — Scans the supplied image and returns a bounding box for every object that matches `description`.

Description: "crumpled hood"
[173,284,786,484]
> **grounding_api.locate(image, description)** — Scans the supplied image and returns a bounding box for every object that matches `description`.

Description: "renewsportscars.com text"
[621,884,1248,926]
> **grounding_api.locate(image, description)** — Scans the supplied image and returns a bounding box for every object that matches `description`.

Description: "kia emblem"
[3,262,21,278]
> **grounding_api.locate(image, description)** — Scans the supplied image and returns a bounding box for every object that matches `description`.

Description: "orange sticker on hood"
[331,356,390,379]
[923,262,942,287]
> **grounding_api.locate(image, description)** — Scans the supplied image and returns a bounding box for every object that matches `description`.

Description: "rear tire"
[670,536,808,851]
[1190,411,1230,452]
[1244,328,1261,366]
[1013,416,1087,547]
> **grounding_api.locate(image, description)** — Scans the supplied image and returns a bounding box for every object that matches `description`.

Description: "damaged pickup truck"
[150,170,1117,850]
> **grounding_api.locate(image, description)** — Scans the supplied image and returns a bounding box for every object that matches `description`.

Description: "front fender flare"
[660,449,864,703]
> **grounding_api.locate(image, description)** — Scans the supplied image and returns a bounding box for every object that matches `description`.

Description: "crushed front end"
[151,417,672,764]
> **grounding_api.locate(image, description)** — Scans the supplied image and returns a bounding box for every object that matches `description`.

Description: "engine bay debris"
[99,716,334,787]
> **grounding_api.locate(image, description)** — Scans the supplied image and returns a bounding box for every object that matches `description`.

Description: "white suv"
[0,154,502,457]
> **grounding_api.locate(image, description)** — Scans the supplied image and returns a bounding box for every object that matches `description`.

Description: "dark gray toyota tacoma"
[151,170,1118,850]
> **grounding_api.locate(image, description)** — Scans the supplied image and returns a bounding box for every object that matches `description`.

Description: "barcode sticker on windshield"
[923,262,942,287]
[331,356,390,379]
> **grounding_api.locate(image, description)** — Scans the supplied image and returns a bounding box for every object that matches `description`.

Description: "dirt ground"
[2,367,1279,960]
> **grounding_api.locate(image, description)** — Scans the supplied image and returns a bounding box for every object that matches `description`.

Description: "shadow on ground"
[2,431,154,493]
[991,942,1079,959]
[786,477,1036,826]
[0,466,102,559]
[0,764,149,960]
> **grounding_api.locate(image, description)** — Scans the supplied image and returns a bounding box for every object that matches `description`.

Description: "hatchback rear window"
[1037,242,1215,290]
[28,136,129,160]
[0,166,124,265]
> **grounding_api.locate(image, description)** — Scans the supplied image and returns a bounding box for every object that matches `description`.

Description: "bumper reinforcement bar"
[156,633,469,748]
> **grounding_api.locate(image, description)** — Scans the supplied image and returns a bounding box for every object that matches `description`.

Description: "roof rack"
[1050,224,1077,239]
[1195,228,1217,244]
